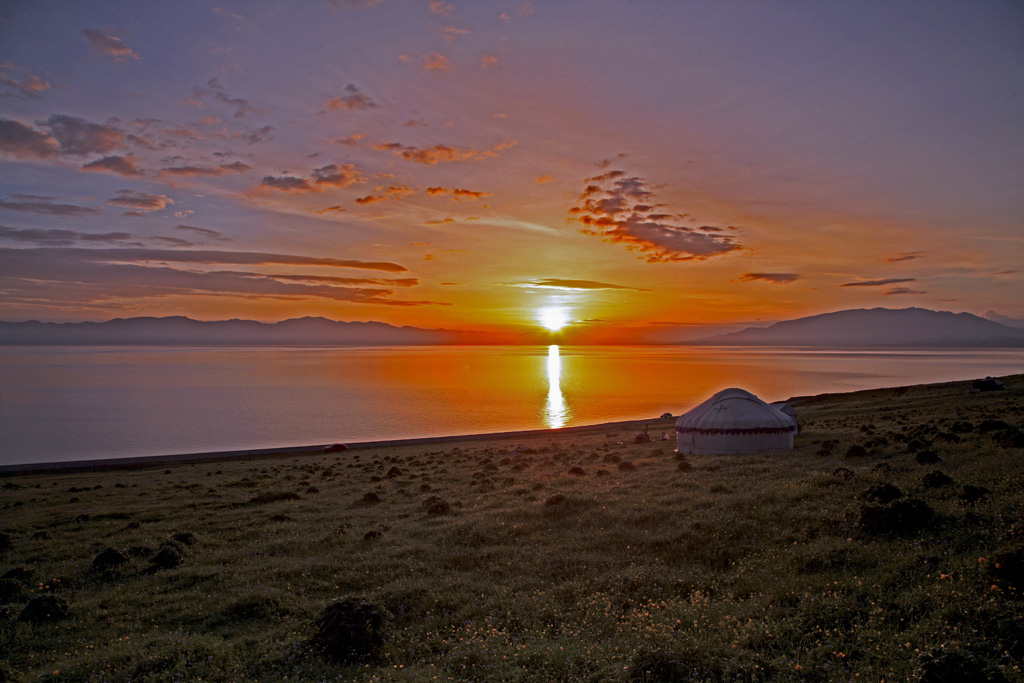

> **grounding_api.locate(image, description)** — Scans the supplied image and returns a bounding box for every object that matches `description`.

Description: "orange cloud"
[81,28,141,62]
[442,26,469,43]
[373,140,513,164]
[429,1,453,15]
[738,273,801,284]
[426,186,492,201]
[426,217,456,225]
[481,55,499,68]
[535,175,555,183]
[161,161,251,177]
[331,134,364,146]
[324,84,378,110]
[83,155,143,177]
[570,168,741,263]
[425,53,451,70]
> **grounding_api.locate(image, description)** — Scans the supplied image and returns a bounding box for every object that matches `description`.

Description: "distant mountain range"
[0,316,459,346]
[694,307,1024,347]
[2,308,1023,347]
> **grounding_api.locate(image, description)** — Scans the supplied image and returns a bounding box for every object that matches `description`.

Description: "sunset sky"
[1,1,1022,342]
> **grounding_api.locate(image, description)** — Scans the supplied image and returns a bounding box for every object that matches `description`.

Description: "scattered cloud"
[331,134,364,146]
[160,161,252,177]
[0,196,99,217]
[0,67,52,99]
[259,175,313,193]
[569,168,741,262]
[535,175,555,183]
[424,53,451,70]
[884,287,926,295]
[738,272,801,284]
[839,277,916,287]
[0,118,59,159]
[324,84,379,111]
[0,225,135,246]
[311,163,367,188]
[316,205,347,214]
[356,185,415,204]
[441,26,469,43]
[0,247,441,308]
[481,55,499,68]
[38,114,124,156]
[81,28,141,62]
[426,217,456,225]
[884,252,924,263]
[326,0,384,8]
[107,190,173,211]
[426,186,492,201]
[429,1,454,16]
[192,77,265,118]
[82,155,144,177]
[508,278,649,291]
[373,140,512,164]
[175,225,232,242]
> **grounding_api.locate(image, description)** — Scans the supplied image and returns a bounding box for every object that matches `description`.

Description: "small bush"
[915,449,941,464]
[978,419,1011,433]
[858,499,934,536]
[247,492,300,505]
[845,444,868,458]
[149,544,184,570]
[959,484,991,505]
[618,461,637,472]
[361,492,382,504]
[19,595,70,623]
[171,531,197,545]
[988,544,1024,592]
[91,547,129,572]
[918,647,989,683]
[310,597,390,663]
[628,650,688,682]
[861,482,903,504]
[422,496,451,515]
[0,578,25,603]
[922,470,955,489]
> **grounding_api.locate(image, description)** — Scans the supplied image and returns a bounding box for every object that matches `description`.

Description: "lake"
[1,345,1022,466]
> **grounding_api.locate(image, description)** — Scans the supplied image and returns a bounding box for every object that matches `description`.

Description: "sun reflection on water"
[544,344,568,428]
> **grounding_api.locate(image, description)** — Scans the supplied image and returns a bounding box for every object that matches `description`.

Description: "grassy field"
[1,375,1022,682]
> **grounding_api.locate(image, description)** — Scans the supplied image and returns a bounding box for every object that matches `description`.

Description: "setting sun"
[539,307,569,332]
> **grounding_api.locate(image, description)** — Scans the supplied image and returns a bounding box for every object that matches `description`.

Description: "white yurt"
[676,388,797,455]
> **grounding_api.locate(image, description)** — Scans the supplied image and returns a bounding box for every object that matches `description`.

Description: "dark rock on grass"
[18,595,70,623]
[618,461,637,472]
[422,496,451,515]
[861,482,903,504]
[677,460,691,472]
[915,449,941,465]
[269,514,292,522]
[91,547,129,572]
[988,544,1024,593]
[959,484,991,505]
[310,597,390,663]
[171,531,196,546]
[545,494,566,507]
[858,499,934,536]
[568,466,586,476]
[305,486,320,494]
[0,578,25,603]
[363,530,383,541]
[149,544,184,570]
[918,647,991,683]
[361,492,382,504]
[126,545,154,558]
[922,470,955,489]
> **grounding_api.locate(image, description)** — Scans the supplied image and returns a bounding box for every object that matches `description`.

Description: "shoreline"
[3,372,1018,476]
[0,417,668,475]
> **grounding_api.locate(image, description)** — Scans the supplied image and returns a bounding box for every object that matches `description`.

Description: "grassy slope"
[1,376,1022,682]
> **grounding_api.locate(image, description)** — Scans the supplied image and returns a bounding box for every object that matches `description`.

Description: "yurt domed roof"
[676,388,796,434]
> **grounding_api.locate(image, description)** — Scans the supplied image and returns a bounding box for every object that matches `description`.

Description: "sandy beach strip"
[0,416,671,475]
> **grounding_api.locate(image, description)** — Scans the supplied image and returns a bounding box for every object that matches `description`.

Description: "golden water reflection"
[544,344,568,428]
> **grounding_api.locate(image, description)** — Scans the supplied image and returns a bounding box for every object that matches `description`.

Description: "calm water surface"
[1,345,1022,465]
